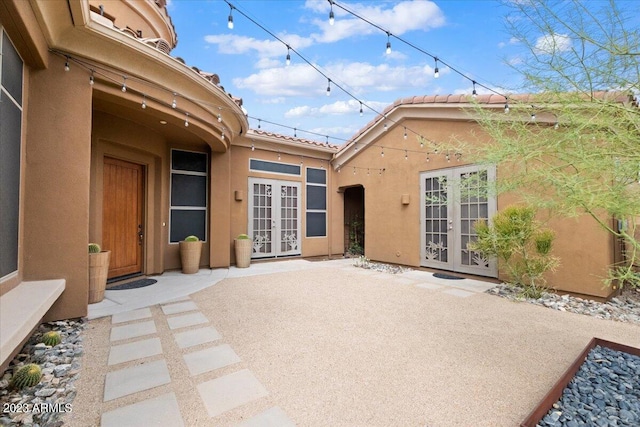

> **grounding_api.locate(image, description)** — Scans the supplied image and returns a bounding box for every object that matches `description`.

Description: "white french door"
[248,178,301,258]
[420,165,497,277]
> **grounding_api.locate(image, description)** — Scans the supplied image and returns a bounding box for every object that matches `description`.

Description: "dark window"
[0,31,22,279]
[171,149,207,173]
[306,212,326,237]
[170,150,207,243]
[307,168,326,184]
[170,210,206,242]
[171,174,207,206]
[306,185,326,210]
[250,159,301,176]
[305,167,327,237]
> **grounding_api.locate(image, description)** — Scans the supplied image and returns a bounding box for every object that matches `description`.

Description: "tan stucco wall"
[22,54,93,320]
[88,0,175,43]
[335,117,616,298]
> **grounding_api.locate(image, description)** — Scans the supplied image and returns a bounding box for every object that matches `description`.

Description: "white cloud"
[259,97,286,104]
[255,57,281,69]
[308,1,445,44]
[233,61,445,97]
[204,33,313,58]
[284,99,389,118]
[498,37,520,49]
[534,33,572,55]
[507,56,523,66]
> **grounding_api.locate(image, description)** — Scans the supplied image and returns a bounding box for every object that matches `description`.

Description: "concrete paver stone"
[111,307,152,324]
[166,312,209,330]
[101,392,184,427]
[237,406,296,427]
[443,288,475,298]
[197,369,268,418]
[161,300,199,315]
[109,320,156,342]
[108,337,163,366]
[103,359,171,402]
[174,326,222,349]
[183,344,241,376]
[416,283,443,290]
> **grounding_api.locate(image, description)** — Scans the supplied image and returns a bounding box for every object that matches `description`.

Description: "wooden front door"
[103,157,144,279]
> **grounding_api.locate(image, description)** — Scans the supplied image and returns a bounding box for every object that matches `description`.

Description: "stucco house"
[0,0,630,371]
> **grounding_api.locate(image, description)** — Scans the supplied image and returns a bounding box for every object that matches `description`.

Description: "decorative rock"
[0,319,86,427]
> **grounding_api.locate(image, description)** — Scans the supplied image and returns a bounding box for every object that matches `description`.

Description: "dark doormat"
[433,273,465,280]
[108,278,157,290]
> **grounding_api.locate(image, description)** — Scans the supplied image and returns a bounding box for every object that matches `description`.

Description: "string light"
[403,127,408,140]
[326,78,331,96]
[251,142,255,151]
[353,167,356,175]
[294,128,297,138]
[121,77,127,92]
[455,153,462,162]
[184,112,189,127]
[367,168,370,176]
[504,101,510,113]
[530,106,536,121]
[404,150,408,160]
[381,147,384,157]
[434,58,439,78]
[329,1,335,25]
[383,123,388,131]
[300,156,304,165]
[472,81,477,98]
[277,151,281,160]
[64,57,70,72]
[171,93,177,109]
[554,121,559,129]
[141,95,146,109]
[446,153,451,162]
[217,113,222,123]
[420,140,424,148]
[359,102,363,116]
[227,4,234,29]
[354,143,358,152]
[426,153,430,162]
[286,46,291,66]
[258,119,261,129]
[386,32,391,55]
[89,70,94,85]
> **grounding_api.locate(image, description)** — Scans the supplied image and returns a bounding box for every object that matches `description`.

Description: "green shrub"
[470,205,559,298]
[10,364,42,390]
[237,234,250,240]
[41,331,62,347]
[184,235,200,242]
[88,243,101,253]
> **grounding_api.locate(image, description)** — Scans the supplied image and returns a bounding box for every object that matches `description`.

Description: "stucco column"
[23,54,92,320]
[210,150,231,267]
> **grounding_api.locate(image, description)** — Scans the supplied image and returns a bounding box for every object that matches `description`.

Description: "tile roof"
[248,129,340,151]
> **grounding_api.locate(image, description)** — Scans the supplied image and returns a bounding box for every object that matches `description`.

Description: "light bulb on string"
[89,70,94,85]
[426,153,430,162]
[227,5,234,29]
[472,81,477,98]
[64,57,70,72]
[386,32,391,55]
[359,102,363,116]
[184,112,189,127]
[383,123,388,131]
[251,142,255,151]
[354,143,358,152]
[367,168,370,176]
[258,119,261,129]
[530,107,536,121]
[300,157,303,165]
[141,95,147,109]
[329,1,335,25]
[286,46,291,66]
[326,135,329,144]
[326,79,331,96]
[353,167,356,175]
[381,147,384,157]
[504,102,510,113]
[420,140,424,148]
[446,153,451,162]
[171,93,177,109]
[554,121,559,129]
[455,153,462,162]
[403,127,408,140]
[294,128,297,138]
[434,58,439,78]
[277,152,281,161]
[405,150,408,161]
[217,113,222,123]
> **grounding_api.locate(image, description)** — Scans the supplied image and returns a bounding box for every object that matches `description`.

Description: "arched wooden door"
[102,157,144,279]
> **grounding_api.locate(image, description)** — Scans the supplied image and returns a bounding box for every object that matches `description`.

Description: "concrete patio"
[66,259,640,426]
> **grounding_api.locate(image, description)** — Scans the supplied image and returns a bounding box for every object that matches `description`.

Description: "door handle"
[138,224,143,244]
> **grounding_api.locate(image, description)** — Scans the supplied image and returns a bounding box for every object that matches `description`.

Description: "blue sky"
[168,0,524,145]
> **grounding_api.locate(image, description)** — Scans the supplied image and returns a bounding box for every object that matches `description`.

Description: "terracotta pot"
[179,240,203,274]
[234,238,252,268]
[88,251,110,303]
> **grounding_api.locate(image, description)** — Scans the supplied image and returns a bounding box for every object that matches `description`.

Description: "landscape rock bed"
[537,345,640,427]
[353,257,411,274]
[487,284,640,325]
[0,319,86,427]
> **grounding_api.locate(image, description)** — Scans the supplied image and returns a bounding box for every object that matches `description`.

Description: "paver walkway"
[71,259,497,426]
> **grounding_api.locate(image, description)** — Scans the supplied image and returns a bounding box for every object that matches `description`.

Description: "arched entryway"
[343,185,365,256]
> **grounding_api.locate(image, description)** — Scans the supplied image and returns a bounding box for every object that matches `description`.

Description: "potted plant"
[88,243,110,303]
[179,235,203,274]
[234,233,252,268]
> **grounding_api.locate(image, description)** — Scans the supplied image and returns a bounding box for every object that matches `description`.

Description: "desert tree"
[458,0,640,288]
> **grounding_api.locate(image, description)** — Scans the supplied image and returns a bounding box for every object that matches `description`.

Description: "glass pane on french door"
[250,181,274,257]
[279,184,299,255]
[421,174,452,269]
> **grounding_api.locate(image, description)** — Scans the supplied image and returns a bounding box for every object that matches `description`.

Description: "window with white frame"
[169,149,208,243]
[306,167,326,237]
[0,29,23,279]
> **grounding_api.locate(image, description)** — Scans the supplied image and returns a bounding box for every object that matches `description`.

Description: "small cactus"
[184,235,200,242]
[41,331,61,347]
[88,243,101,253]
[10,364,42,390]
[236,234,250,240]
